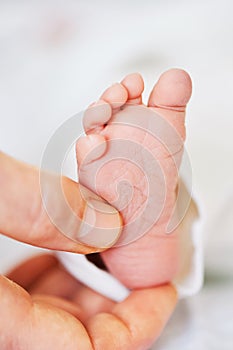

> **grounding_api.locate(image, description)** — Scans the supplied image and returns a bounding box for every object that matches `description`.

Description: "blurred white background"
[0,0,233,348]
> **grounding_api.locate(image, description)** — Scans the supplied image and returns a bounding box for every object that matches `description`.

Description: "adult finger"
[7,253,82,300]
[31,294,86,322]
[6,254,58,290]
[29,264,81,300]
[86,284,177,349]
[0,275,93,350]
[0,152,122,253]
[0,275,176,350]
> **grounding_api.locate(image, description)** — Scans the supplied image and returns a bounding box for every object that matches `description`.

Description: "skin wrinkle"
[108,164,134,197]
[109,165,148,223]
[28,190,51,244]
[161,146,183,160]
[85,330,95,350]
[87,313,131,350]
[126,191,147,223]
[151,104,186,112]
[31,301,93,350]
[148,133,184,156]
[108,314,133,348]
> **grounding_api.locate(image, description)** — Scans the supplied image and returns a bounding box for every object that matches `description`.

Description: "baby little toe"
[76,134,107,166]
[83,100,112,134]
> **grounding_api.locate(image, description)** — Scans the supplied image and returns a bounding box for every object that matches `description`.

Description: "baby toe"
[121,73,144,104]
[148,69,192,111]
[100,83,128,109]
[83,100,112,134]
[76,134,107,166]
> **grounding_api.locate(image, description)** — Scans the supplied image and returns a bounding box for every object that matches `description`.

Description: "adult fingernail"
[78,197,122,248]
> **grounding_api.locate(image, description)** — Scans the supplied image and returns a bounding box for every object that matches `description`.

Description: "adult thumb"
[0,152,122,254]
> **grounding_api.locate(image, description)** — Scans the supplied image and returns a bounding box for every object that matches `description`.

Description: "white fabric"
[57,251,130,302]
[174,194,204,299]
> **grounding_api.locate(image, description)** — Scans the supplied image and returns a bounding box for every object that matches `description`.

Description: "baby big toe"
[148,69,192,111]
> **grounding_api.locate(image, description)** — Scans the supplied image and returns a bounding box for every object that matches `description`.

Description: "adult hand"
[2,254,177,350]
[0,152,177,349]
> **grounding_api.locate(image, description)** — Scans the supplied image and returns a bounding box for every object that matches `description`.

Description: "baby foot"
[76,69,192,289]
